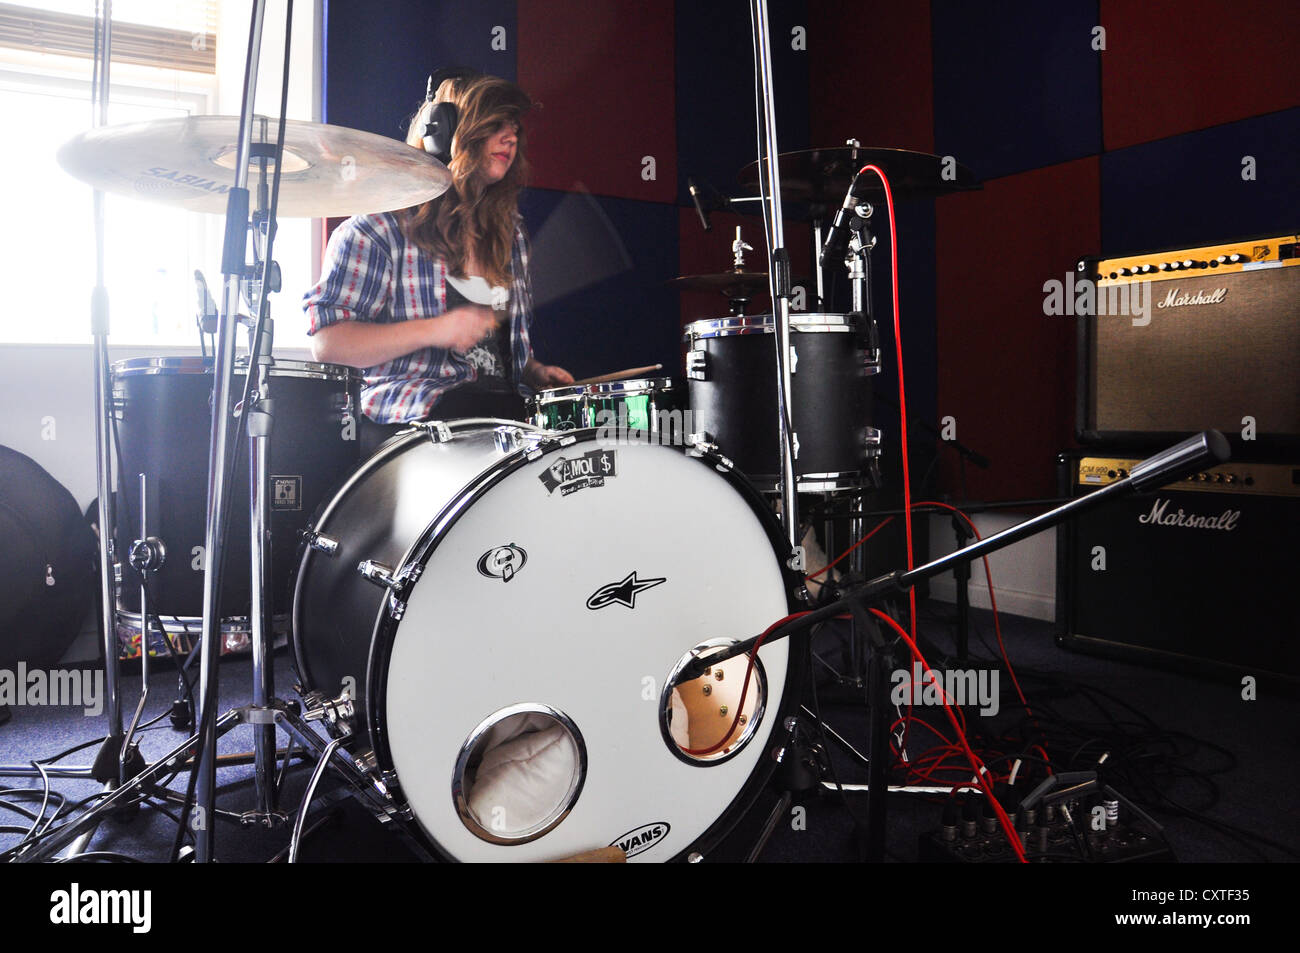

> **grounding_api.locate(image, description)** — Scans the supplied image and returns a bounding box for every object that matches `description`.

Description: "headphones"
[421,67,479,164]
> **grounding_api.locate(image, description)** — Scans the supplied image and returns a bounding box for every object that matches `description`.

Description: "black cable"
[55,851,143,863]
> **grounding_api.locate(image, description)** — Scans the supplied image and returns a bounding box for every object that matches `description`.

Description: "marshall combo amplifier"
[1076,234,1300,449]
[1056,452,1300,683]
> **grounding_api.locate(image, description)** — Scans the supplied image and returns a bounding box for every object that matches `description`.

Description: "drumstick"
[569,364,664,386]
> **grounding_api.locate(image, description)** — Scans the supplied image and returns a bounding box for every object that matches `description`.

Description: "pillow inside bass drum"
[0,446,97,669]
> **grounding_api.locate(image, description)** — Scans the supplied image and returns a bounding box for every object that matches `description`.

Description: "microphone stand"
[748,0,801,570]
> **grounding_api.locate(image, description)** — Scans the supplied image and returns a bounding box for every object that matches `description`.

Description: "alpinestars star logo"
[586,571,667,610]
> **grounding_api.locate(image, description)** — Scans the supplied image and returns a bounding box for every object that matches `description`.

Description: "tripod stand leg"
[744,789,793,863]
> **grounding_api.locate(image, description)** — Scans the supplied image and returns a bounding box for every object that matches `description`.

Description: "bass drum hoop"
[363,429,805,863]
[289,417,530,699]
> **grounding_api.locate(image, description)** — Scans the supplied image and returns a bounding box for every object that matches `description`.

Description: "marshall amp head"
[1056,452,1300,684]
[1075,234,1300,449]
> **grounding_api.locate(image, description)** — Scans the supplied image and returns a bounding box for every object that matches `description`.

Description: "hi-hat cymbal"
[667,268,787,297]
[738,146,980,203]
[57,115,452,218]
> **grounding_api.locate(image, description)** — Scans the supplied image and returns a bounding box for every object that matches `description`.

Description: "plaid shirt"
[304,211,535,424]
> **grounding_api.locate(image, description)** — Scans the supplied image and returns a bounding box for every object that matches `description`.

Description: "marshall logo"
[1156,286,1227,309]
[611,822,669,859]
[1138,498,1240,531]
[586,571,666,610]
[477,543,527,582]
[538,449,617,496]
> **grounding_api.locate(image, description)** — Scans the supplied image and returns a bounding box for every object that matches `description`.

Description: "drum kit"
[6,0,1231,866]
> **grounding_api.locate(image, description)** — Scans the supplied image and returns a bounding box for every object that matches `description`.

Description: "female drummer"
[304,72,573,454]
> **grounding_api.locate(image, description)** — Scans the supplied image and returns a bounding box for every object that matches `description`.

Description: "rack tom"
[684,313,879,493]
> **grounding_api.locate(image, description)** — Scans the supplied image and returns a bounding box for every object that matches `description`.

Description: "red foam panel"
[809,0,934,154]
[1102,0,1300,150]
[935,157,1100,501]
[517,0,677,202]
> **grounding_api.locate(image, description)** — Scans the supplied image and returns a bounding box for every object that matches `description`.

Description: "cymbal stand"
[0,1,126,837]
[88,0,123,771]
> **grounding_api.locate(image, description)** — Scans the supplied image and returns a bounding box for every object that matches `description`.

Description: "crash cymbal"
[738,146,980,203]
[57,115,452,218]
[667,268,786,297]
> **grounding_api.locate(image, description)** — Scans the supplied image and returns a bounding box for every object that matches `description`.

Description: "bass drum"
[292,420,801,862]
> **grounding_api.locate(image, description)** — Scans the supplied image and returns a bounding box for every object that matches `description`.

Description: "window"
[0,1,320,348]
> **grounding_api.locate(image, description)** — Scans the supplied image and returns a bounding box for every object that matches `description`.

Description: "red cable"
[911,500,1040,735]
[805,517,893,580]
[858,163,917,638]
[858,163,920,761]
[870,608,1028,863]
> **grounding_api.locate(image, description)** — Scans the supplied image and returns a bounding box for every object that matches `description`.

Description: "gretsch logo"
[1138,498,1240,531]
[611,821,670,859]
[1156,286,1227,309]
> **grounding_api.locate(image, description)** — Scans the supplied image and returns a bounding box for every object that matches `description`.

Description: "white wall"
[926,511,1057,622]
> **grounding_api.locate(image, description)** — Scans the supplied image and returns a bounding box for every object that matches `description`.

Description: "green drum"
[529,377,679,440]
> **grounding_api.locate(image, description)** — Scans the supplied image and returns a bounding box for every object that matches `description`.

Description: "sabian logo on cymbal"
[143,167,231,194]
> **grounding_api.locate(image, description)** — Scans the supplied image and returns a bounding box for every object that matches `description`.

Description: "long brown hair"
[401,74,532,287]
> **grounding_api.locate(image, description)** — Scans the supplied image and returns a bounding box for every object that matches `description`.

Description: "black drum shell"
[685,315,874,488]
[111,358,359,619]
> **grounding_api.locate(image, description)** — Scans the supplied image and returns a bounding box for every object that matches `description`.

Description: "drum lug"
[789,344,798,374]
[686,349,708,381]
[302,689,355,735]
[493,425,528,453]
[415,420,454,443]
[357,560,396,589]
[686,431,716,454]
[308,532,339,556]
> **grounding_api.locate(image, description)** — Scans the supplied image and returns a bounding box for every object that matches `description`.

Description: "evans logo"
[611,822,670,859]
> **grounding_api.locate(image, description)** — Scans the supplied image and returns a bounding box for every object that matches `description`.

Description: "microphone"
[819,171,872,268]
[193,269,218,334]
[688,177,711,232]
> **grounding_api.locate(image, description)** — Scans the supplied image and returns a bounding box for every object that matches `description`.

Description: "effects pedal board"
[920,792,1174,863]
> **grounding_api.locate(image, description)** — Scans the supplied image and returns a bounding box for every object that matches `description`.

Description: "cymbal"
[738,146,980,203]
[57,115,452,218]
[667,269,785,297]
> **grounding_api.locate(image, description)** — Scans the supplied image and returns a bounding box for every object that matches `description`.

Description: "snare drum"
[291,420,801,861]
[684,313,880,493]
[111,356,359,623]
[528,377,680,441]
